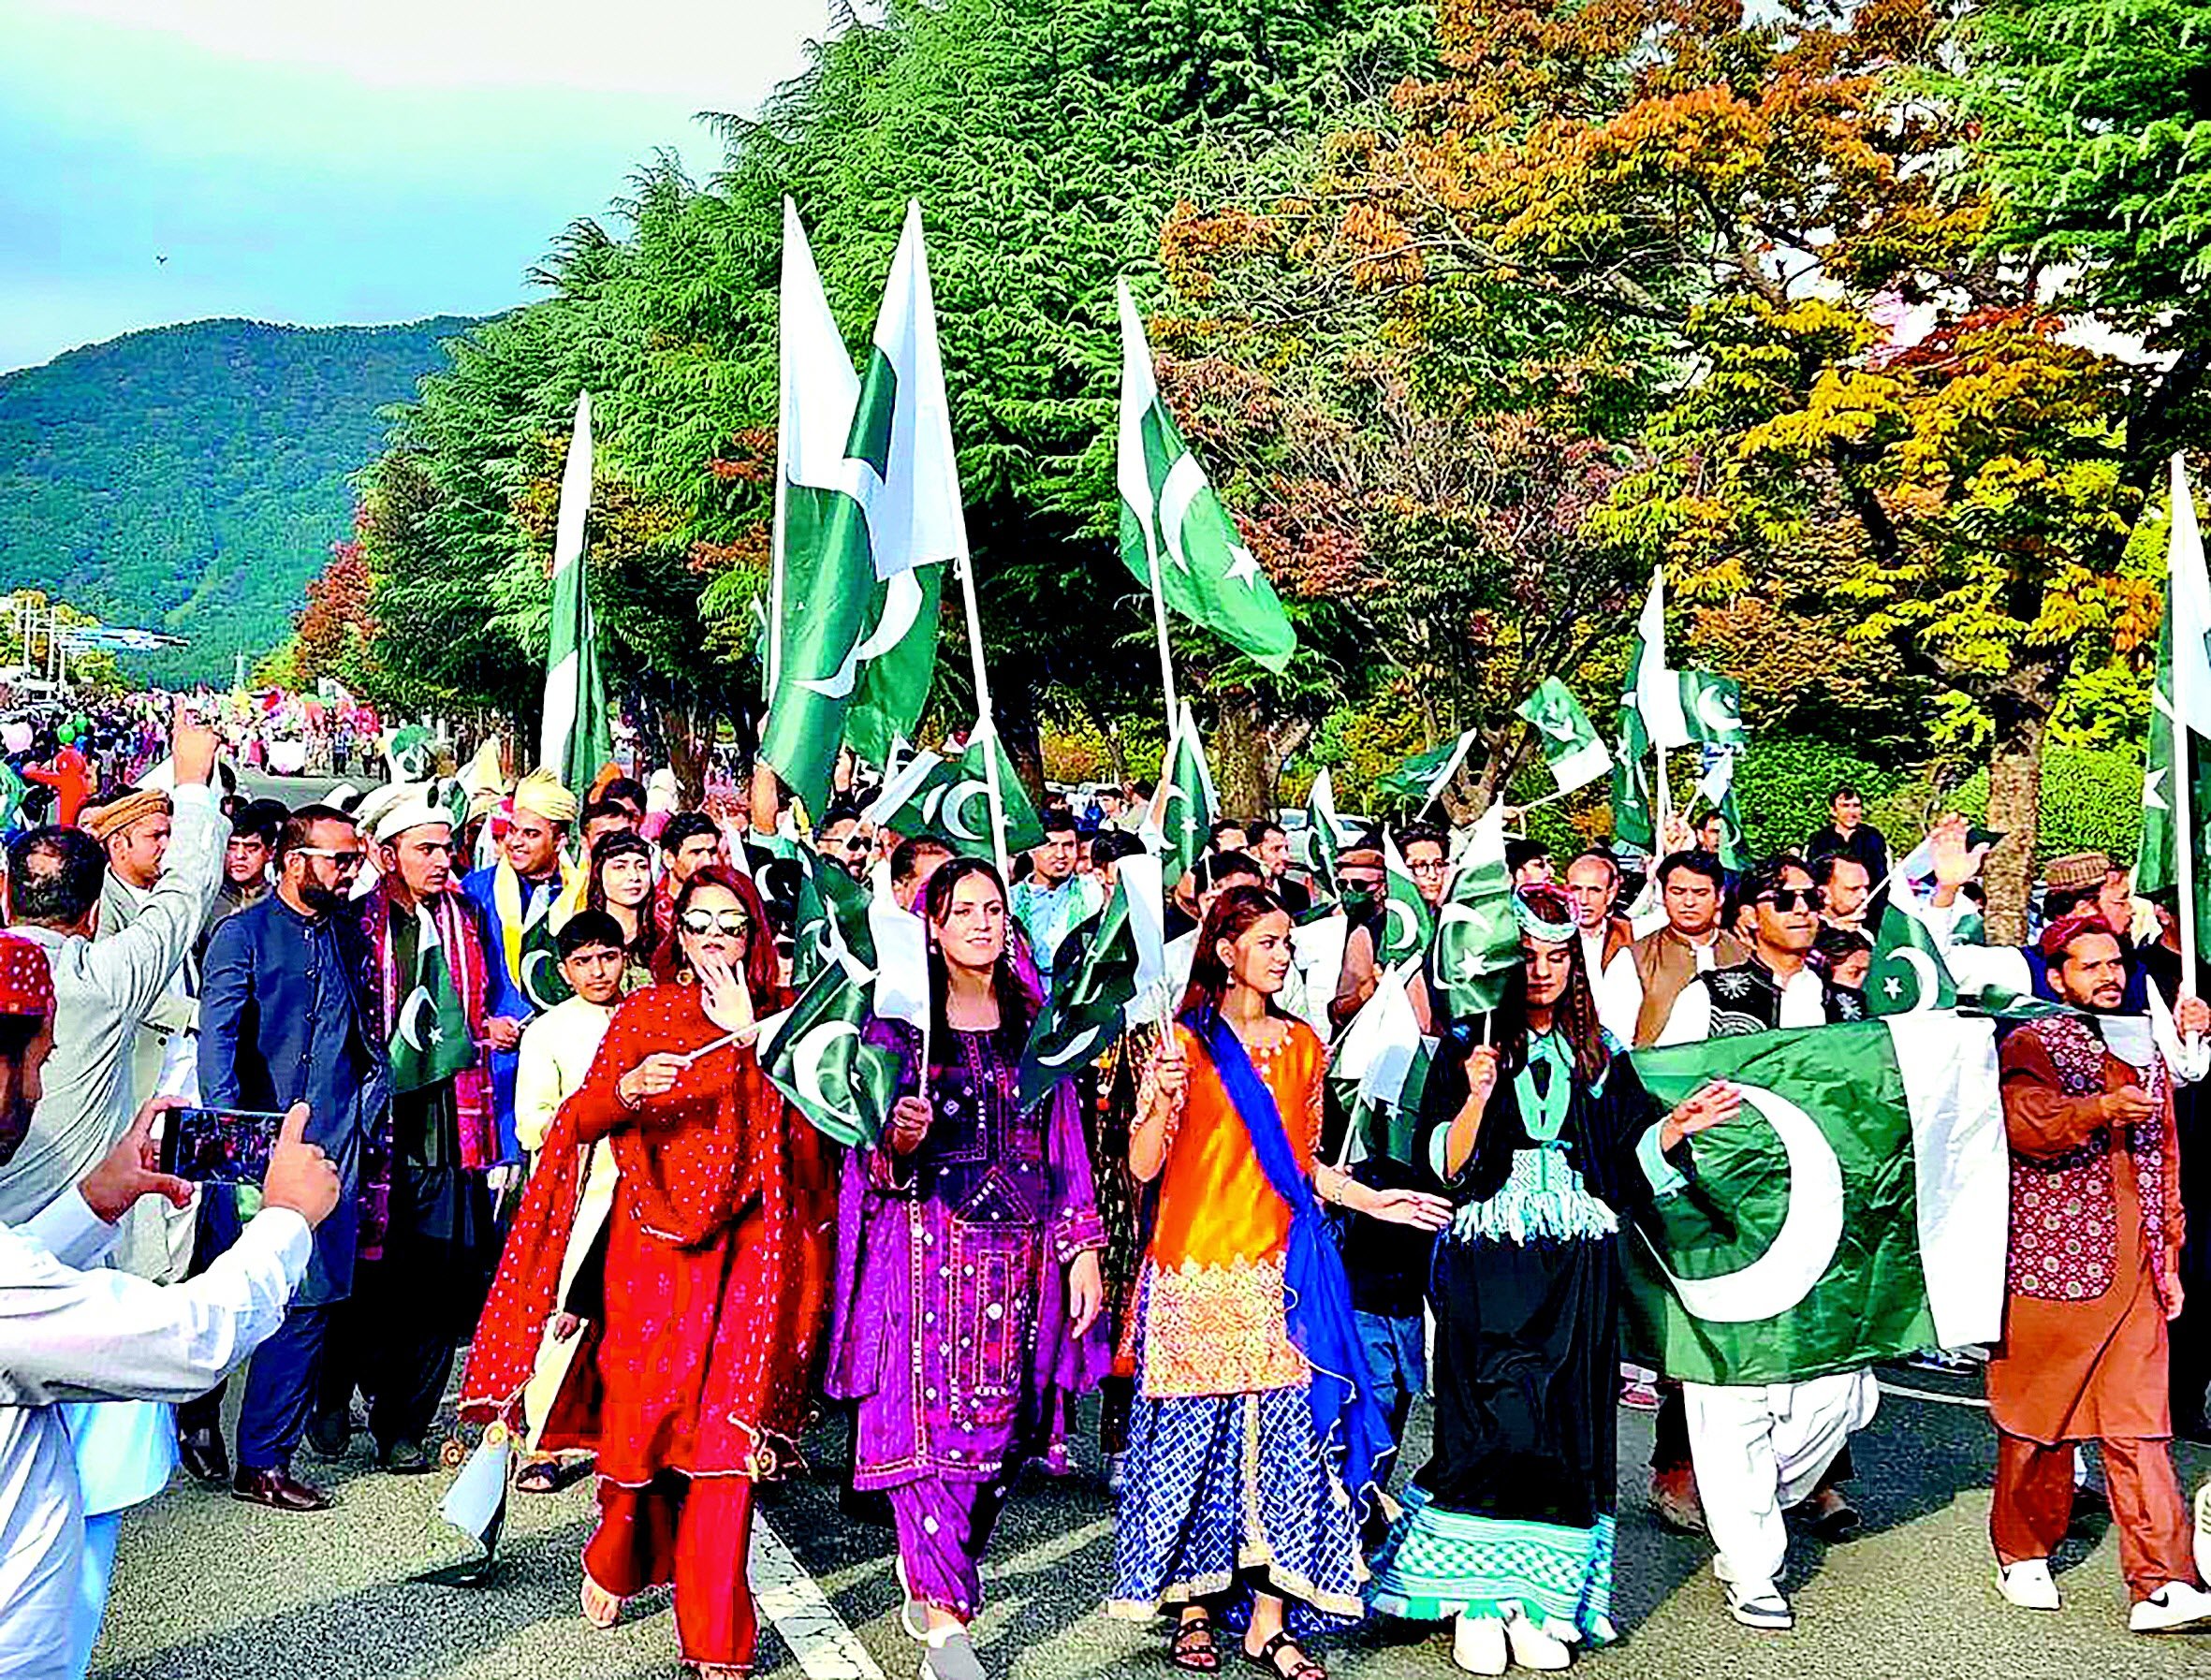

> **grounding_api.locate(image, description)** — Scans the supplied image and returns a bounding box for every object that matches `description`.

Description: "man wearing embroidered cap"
[461,769,582,1162]
[304,791,499,1474]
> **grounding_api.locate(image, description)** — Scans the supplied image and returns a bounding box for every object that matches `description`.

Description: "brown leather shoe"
[179,1427,230,1486]
[230,1467,332,1512]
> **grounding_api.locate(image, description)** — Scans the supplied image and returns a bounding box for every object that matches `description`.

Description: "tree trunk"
[1982,673,2057,947]
[659,705,713,808]
[1211,693,1271,820]
[1104,718,1129,788]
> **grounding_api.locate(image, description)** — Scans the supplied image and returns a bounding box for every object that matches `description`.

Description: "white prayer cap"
[369,785,452,845]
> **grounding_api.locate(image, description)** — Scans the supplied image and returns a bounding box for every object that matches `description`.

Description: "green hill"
[0,315,479,687]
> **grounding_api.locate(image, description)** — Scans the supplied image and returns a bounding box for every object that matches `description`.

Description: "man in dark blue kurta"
[199,804,387,1511]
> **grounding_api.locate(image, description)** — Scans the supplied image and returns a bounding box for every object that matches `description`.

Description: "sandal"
[515,1457,593,1496]
[580,1573,623,1630]
[1171,1613,1222,1673]
[1243,1630,1325,1680]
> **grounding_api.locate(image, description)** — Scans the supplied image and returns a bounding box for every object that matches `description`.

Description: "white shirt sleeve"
[18,1190,116,1272]
[0,1206,310,1407]
[1597,949,1641,1047]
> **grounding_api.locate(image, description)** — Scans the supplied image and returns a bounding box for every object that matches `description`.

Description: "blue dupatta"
[1182,1005,1392,1509]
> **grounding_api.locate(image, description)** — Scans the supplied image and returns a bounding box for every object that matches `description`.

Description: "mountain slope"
[0,315,478,686]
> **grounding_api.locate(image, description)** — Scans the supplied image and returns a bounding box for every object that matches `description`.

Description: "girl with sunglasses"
[825,856,1109,1680]
[1111,885,1450,1680]
[460,865,832,1680]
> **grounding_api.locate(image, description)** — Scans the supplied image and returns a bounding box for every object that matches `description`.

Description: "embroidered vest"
[1630,927,1747,1045]
[2007,1014,2174,1305]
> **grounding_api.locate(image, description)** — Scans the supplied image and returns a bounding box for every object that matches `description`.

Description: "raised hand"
[1661,1080,1744,1150]
[261,1103,342,1227]
[696,951,754,1036]
[79,1096,195,1223]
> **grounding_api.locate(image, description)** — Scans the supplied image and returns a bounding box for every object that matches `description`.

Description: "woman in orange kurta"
[1109,885,1448,1680]
[461,866,832,1678]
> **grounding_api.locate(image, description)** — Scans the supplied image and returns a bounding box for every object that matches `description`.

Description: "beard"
[299,878,347,913]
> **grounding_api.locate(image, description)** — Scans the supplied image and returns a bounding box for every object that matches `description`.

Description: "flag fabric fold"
[1515,678,1610,796]
[760,950,901,1147]
[1428,805,1518,1022]
[538,392,611,796]
[2136,454,2211,964]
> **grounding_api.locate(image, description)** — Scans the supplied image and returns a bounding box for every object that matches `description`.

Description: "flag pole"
[1145,541,1179,738]
[2171,455,2201,1048]
[954,550,1011,879]
[1655,745,1673,835]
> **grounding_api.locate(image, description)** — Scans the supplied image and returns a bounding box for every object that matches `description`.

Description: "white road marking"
[1878,1380,1990,1410]
[751,1517,886,1680]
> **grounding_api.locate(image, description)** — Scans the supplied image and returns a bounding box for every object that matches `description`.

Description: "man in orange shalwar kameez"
[1989,915,2211,1633]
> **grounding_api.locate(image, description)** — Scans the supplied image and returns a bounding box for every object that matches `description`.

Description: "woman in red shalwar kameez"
[461,865,833,1677]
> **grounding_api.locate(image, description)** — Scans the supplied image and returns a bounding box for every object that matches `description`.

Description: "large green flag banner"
[760,949,902,1147]
[2136,454,2211,963]
[1515,678,1610,796]
[1429,805,1518,1020]
[1116,279,1295,672]
[762,200,959,813]
[389,905,475,1094]
[539,392,613,796]
[1622,1015,2007,1385]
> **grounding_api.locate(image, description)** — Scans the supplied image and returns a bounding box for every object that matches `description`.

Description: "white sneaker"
[1503,1607,1573,1670]
[1451,1614,1507,1675]
[1996,1559,2061,1611]
[1724,1583,1794,1631]
[2129,1580,2211,1634]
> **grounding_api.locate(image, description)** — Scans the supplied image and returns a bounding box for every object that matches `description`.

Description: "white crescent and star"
[1641,1082,1845,1324]
[1695,683,1741,738]
[396,986,436,1054]
[521,948,565,1012]
[1035,1022,1106,1068]
[941,779,991,842]
[792,1020,861,1125]
[1881,945,1940,1012]
[1384,898,1422,959]
[1156,453,1206,574]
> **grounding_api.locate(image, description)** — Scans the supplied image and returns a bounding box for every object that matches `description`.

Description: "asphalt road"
[90,1366,2211,1680]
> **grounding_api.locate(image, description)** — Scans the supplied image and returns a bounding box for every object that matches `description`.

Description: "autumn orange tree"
[1169,0,2161,932]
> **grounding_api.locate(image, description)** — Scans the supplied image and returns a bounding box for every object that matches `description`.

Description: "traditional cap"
[1338,847,1384,870]
[0,935,54,1019]
[369,784,452,845]
[83,787,169,842]
[511,769,578,825]
[2043,851,2114,893]
[2037,912,2116,961]
[1513,884,1579,945]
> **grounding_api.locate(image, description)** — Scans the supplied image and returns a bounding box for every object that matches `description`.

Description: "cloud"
[0,0,828,370]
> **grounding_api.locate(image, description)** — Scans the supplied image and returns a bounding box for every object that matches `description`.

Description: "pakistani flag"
[1515,679,1610,796]
[1623,1015,2008,1384]
[1154,705,1218,884]
[1301,767,1356,899]
[761,200,958,814]
[1866,893,1958,1015]
[1627,568,1691,751]
[1116,279,1295,671]
[1693,748,1750,872]
[540,392,614,797]
[1331,964,1431,1167]
[2136,454,2211,963]
[793,849,877,989]
[761,950,902,1147]
[1678,670,1746,751]
[390,907,475,1093]
[1378,833,1436,968]
[1429,805,1518,1020]
[1374,729,1477,811]
[1017,877,1142,1109]
[871,724,1045,861]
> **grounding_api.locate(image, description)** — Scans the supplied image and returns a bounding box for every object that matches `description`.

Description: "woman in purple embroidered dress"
[827,857,1109,1680]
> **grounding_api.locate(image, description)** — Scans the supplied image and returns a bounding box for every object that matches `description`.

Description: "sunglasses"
[679,908,751,936]
[1756,887,1826,913]
[295,847,366,871]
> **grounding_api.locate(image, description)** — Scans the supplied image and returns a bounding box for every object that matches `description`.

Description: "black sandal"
[1170,1613,1222,1673]
[514,1457,592,1495]
[1244,1631,1325,1680]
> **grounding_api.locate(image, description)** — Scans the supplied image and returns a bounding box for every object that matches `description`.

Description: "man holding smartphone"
[199,804,387,1512]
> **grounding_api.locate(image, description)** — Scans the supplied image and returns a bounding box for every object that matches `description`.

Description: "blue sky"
[0,0,828,371]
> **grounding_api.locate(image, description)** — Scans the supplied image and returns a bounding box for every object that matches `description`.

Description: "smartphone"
[159,1106,290,1185]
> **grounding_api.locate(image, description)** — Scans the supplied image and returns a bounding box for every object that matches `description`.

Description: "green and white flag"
[1374,729,1477,811]
[1330,963,1430,1167]
[1301,767,1357,900]
[1692,749,1750,872]
[1678,670,1746,751]
[1627,568,1691,751]
[1116,279,1295,672]
[2136,454,2211,964]
[1429,804,1518,1020]
[762,200,958,813]
[390,906,474,1094]
[1152,705,1218,885]
[793,848,877,989]
[1867,891,1958,1015]
[1515,679,1610,796]
[1017,874,1145,1109]
[761,949,902,1147]
[540,392,613,797]
[870,724,1044,861]
[1378,833,1437,968]
[1623,1015,2007,1384]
